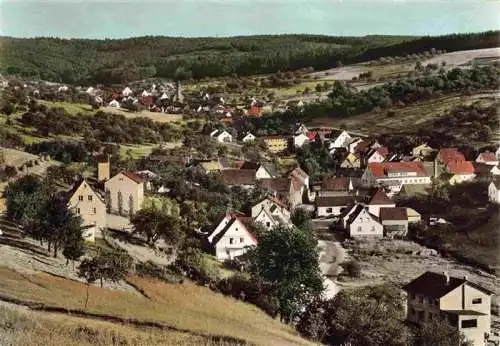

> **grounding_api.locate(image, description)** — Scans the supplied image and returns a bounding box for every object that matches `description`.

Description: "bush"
[342,260,362,278]
[135,260,183,284]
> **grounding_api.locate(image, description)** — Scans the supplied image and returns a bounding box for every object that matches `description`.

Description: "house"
[475,151,499,166]
[210,130,233,143]
[207,213,258,261]
[437,148,466,166]
[398,184,429,199]
[344,204,384,238]
[348,138,364,154]
[122,87,133,97]
[57,85,68,92]
[295,123,309,135]
[108,99,120,108]
[316,196,359,217]
[242,132,256,143]
[488,179,500,204]
[199,160,223,174]
[68,180,106,242]
[238,161,274,179]
[473,162,500,180]
[287,166,309,191]
[319,176,354,197]
[247,105,263,117]
[251,196,291,225]
[361,162,431,194]
[365,147,388,165]
[367,188,395,217]
[96,154,110,182]
[412,143,435,159]
[403,271,493,346]
[86,87,95,94]
[262,136,288,153]
[104,172,145,216]
[329,130,352,153]
[220,169,256,189]
[293,133,310,148]
[445,161,475,185]
[340,153,361,169]
[379,207,408,238]
[406,208,422,223]
[253,207,280,230]
[141,90,151,97]
[260,177,303,209]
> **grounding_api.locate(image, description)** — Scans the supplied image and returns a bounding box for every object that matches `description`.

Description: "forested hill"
[0,31,498,85]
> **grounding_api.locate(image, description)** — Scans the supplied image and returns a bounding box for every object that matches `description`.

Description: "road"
[313,218,346,299]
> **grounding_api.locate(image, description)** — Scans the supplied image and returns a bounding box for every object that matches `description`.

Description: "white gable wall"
[349,209,383,238]
[214,219,257,261]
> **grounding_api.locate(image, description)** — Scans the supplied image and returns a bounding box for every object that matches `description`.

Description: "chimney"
[444,271,450,285]
[97,155,110,182]
[463,275,468,281]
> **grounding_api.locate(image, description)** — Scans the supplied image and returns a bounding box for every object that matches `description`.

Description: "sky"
[0,0,499,39]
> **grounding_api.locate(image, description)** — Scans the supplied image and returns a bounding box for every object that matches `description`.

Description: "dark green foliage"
[341,260,362,278]
[298,285,413,345]
[135,260,183,284]
[250,226,324,322]
[413,319,468,346]
[0,127,24,148]
[1,31,497,83]
[26,140,89,163]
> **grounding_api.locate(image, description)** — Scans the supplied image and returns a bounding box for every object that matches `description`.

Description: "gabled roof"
[367,162,428,178]
[379,207,408,221]
[307,131,318,140]
[260,178,293,193]
[68,179,105,204]
[121,171,145,184]
[447,161,474,175]
[402,271,494,298]
[247,105,263,117]
[369,189,394,205]
[315,196,358,207]
[438,148,465,164]
[322,177,351,191]
[210,216,258,246]
[220,169,256,186]
[476,151,497,162]
[346,204,379,225]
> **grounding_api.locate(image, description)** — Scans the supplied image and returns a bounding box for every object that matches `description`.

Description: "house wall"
[217,132,232,143]
[254,210,278,230]
[256,166,273,180]
[382,219,408,237]
[214,221,257,261]
[367,152,385,164]
[406,292,441,325]
[98,161,110,181]
[476,157,499,166]
[349,210,383,238]
[368,203,396,217]
[318,190,350,197]
[264,139,288,153]
[449,174,475,185]
[458,315,489,346]
[331,131,351,149]
[104,173,144,216]
[488,184,500,204]
[317,205,345,217]
[294,135,310,148]
[412,146,433,158]
[242,134,255,142]
[68,182,106,241]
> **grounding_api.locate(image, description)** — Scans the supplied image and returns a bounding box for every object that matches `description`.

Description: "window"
[326,208,333,213]
[357,226,362,232]
[240,238,244,243]
[76,208,80,214]
[461,319,477,329]
[229,238,234,244]
[266,222,271,228]
[88,195,93,201]
[93,208,97,214]
[371,226,375,232]
[235,227,238,231]
[472,298,482,304]
[78,195,84,201]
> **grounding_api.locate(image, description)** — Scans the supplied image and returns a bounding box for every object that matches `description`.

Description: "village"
[0,47,499,346]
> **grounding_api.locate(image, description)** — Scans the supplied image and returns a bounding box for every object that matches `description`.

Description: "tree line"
[1,31,497,84]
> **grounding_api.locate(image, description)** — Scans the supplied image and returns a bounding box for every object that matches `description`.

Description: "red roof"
[122,171,145,184]
[369,189,394,205]
[355,140,371,154]
[447,161,475,175]
[139,96,154,106]
[267,195,288,209]
[368,162,428,178]
[477,151,497,162]
[307,131,318,140]
[439,148,465,164]
[247,105,263,117]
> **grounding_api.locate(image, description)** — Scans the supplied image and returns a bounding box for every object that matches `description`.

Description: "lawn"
[119,144,155,160]
[0,267,310,345]
[38,100,94,115]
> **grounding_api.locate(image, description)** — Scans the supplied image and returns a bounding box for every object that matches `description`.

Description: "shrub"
[342,260,362,278]
[135,260,183,284]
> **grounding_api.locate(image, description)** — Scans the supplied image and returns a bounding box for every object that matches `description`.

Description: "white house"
[367,189,396,217]
[210,130,233,143]
[86,87,95,94]
[141,90,151,97]
[160,92,169,100]
[104,171,145,216]
[348,138,364,153]
[122,87,133,97]
[366,148,387,164]
[328,130,352,154]
[475,152,499,166]
[68,180,106,242]
[361,162,431,194]
[295,123,309,135]
[251,196,291,226]
[345,204,383,238]
[254,208,280,230]
[208,213,258,261]
[488,179,500,204]
[294,133,310,148]
[57,85,68,92]
[108,99,120,108]
[316,196,358,217]
[242,132,256,143]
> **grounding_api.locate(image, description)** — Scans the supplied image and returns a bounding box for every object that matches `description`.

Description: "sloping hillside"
[0,267,311,346]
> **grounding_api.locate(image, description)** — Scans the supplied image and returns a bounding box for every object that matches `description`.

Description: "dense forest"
[0,31,498,84]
